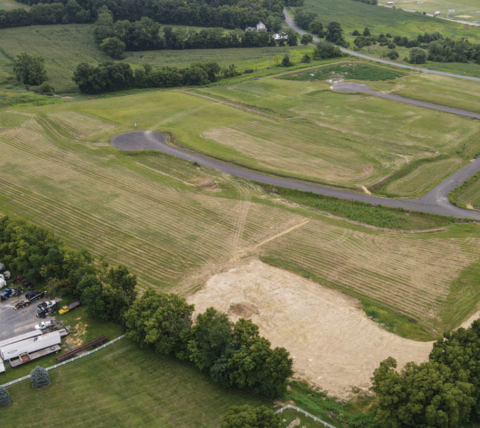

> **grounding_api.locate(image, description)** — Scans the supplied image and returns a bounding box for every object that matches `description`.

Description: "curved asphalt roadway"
[332,82,480,119]
[112,131,480,220]
[283,9,480,83]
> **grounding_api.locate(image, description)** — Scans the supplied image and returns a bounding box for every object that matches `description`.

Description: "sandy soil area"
[188,259,433,398]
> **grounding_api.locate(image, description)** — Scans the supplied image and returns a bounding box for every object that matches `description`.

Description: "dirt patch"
[188,259,433,398]
[65,321,87,348]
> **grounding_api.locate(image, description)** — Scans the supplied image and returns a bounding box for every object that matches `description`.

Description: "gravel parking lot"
[0,294,57,342]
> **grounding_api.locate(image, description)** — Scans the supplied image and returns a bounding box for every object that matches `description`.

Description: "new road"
[283,9,480,83]
[111,131,480,220]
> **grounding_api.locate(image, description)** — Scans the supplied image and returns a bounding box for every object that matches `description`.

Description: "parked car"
[59,300,80,315]
[38,301,56,311]
[0,288,13,301]
[0,272,10,281]
[34,320,56,330]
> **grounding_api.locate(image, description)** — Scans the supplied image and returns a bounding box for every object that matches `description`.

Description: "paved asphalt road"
[283,9,480,83]
[111,131,480,220]
[332,82,480,119]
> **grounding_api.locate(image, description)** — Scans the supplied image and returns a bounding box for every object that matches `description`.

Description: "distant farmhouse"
[246,22,267,32]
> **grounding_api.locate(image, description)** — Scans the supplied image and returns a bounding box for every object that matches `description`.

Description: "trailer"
[0,330,43,351]
[1,331,61,362]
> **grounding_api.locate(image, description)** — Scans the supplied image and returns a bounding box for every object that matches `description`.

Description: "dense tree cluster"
[9,0,283,30]
[125,290,294,398]
[312,40,343,60]
[73,61,223,94]
[220,405,281,428]
[0,216,136,324]
[293,9,317,31]
[371,320,480,427]
[13,53,48,86]
[93,7,289,57]
[0,0,89,28]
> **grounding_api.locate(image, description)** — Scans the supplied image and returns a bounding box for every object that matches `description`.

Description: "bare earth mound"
[188,259,433,398]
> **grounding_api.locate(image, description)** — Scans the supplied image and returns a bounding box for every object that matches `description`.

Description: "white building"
[246,22,268,32]
[273,32,288,41]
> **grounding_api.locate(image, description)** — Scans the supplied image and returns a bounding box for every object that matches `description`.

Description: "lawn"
[0,339,268,427]
[301,0,480,41]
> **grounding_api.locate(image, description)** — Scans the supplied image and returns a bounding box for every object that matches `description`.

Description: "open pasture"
[302,0,480,41]
[0,339,267,427]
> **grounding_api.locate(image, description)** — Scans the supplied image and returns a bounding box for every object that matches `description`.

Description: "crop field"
[0,24,310,92]
[0,87,480,336]
[301,0,480,41]
[395,0,480,22]
[196,68,480,190]
[260,220,480,333]
[0,339,267,427]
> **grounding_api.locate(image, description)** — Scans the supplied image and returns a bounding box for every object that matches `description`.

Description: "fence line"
[1,335,125,388]
[275,404,336,428]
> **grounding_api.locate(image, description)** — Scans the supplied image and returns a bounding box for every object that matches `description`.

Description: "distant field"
[1,340,267,427]
[0,24,309,92]
[302,0,480,41]
[0,88,479,335]
[395,0,480,22]
[196,67,480,190]
[0,0,27,10]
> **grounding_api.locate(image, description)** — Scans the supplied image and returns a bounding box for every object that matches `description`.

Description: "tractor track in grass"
[111,131,480,220]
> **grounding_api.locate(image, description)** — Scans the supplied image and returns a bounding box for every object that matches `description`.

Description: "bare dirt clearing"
[188,259,433,398]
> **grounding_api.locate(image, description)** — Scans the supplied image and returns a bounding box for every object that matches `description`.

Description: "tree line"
[93,7,296,59]
[0,216,136,325]
[72,61,228,94]
[125,292,293,398]
[371,320,480,427]
[5,0,283,30]
[293,10,348,47]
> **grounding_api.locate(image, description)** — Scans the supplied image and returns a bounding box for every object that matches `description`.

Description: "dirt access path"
[188,258,433,398]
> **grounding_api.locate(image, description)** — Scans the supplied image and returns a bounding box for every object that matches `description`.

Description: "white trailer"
[0,359,5,374]
[1,331,61,361]
[0,330,43,352]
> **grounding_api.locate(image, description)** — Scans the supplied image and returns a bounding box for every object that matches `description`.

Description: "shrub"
[0,387,10,408]
[31,366,50,389]
[38,81,55,95]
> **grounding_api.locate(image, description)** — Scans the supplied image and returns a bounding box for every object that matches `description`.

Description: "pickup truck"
[0,288,12,301]
[34,320,56,330]
[38,300,56,311]
[25,291,46,302]
[59,300,80,315]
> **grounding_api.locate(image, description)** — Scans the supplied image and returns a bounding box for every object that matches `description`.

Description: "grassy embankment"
[1,87,480,337]
[0,24,311,92]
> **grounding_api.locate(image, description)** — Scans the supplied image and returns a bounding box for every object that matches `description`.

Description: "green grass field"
[395,0,480,22]
[0,0,27,10]
[0,24,310,92]
[0,339,268,427]
[450,173,480,210]
[0,85,479,335]
[301,0,480,40]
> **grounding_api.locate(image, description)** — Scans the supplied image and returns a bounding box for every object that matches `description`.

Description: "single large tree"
[325,21,345,45]
[409,47,428,64]
[13,53,47,86]
[220,405,281,428]
[100,37,126,59]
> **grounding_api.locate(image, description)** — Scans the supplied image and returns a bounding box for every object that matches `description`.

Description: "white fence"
[275,404,336,428]
[1,335,125,388]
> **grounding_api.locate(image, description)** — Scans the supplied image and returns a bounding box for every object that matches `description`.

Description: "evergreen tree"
[31,366,50,389]
[0,387,10,408]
